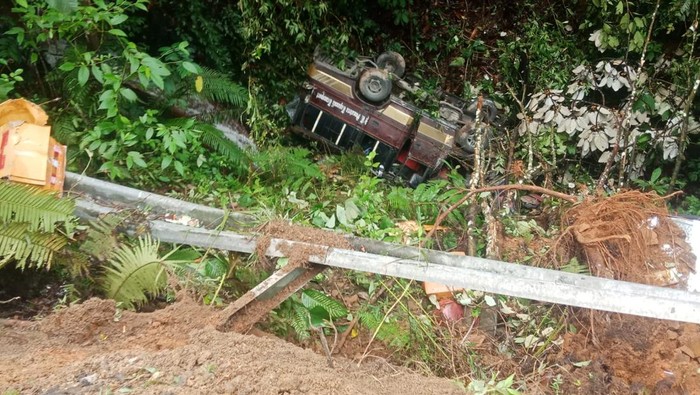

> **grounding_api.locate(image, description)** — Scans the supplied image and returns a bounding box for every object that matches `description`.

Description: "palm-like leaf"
[0,181,75,233]
[301,289,348,320]
[196,67,248,108]
[101,235,171,310]
[0,222,69,270]
[164,119,250,175]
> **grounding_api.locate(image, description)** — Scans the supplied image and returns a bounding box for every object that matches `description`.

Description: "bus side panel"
[307,89,409,149]
[407,118,456,169]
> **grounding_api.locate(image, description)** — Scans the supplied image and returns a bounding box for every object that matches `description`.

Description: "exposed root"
[554,190,695,287]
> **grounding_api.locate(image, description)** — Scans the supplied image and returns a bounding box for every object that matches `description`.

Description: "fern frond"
[50,114,80,146]
[358,306,410,349]
[387,186,411,213]
[291,304,312,340]
[252,146,325,181]
[162,118,251,175]
[0,222,69,270]
[195,67,248,108]
[301,289,348,319]
[101,235,169,310]
[80,213,126,261]
[0,181,75,233]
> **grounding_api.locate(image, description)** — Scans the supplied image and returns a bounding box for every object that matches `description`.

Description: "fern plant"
[194,66,248,108]
[0,182,75,270]
[358,304,411,350]
[101,235,187,310]
[0,181,75,233]
[286,289,348,340]
[164,118,250,177]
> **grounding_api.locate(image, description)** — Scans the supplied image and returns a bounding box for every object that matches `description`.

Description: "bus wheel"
[466,98,498,123]
[377,51,406,78]
[359,68,392,103]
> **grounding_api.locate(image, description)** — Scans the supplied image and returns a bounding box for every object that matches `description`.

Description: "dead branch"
[0,296,20,304]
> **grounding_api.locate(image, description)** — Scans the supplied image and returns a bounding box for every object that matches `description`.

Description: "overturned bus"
[287,50,497,186]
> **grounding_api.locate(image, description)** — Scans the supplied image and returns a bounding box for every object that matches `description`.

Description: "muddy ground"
[2,295,700,394]
[0,297,465,394]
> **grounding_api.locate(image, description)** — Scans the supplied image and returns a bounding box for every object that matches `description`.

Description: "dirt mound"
[557,314,700,394]
[0,298,464,394]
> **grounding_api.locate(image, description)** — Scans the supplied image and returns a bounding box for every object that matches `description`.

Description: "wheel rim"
[367,77,384,94]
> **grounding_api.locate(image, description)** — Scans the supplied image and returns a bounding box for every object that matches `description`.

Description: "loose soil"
[0,298,464,394]
[553,313,700,395]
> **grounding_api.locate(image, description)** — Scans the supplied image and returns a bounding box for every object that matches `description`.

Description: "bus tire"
[377,51,406,78]
[359,68,392,103]
[466,98,498,123]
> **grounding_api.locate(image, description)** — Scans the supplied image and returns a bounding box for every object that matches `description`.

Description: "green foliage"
[0,63,23,100]
[377,0,414,26]
[0,181,74,233]
[679,195,700,215]
[358,304,411,349]
[498,20,584,92]
[580,0,691,56]
[172,248,235,306]
[0,222,70,270]
[0,182,75,270]
[101,235,180,309]
[8,0,250,186]
[280,288,348,340]
[467,373,521,395]
[300,288,348,324]
[195,67,248,108]
[251,146,325,183]
[633,167,685,195]
[79,212,126,261]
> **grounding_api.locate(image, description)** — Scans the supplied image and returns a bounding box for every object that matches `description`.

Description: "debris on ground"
[0,98,67,193]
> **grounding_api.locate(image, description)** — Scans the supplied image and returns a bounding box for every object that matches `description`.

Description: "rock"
[679,345,696,359]
[686,338,700,358]
[673,349,691,363]
[78,373,98,386]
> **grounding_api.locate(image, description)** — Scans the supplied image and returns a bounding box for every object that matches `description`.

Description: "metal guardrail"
[66,172,700,327]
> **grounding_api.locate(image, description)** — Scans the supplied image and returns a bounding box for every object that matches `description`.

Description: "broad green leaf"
[325,213,336,229]
[335,205,348,226]
[182,61,198,74]
[91,65,104,83]
[119,88,137,102]
[59,62,76,72]
[108,29,127,37]
[78,65,89,86]
[98,90,116,110]
[615,1,623,14]
[127,151,147,168]
[173,161,185,175]
[344,199,360,221]
[6,27,24,44]
[151,73,164,90]
[450,57,465,67]
[109,14,128,25]
[161,156,172,170]
[650,167,662,183]
[16,0,28,8]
